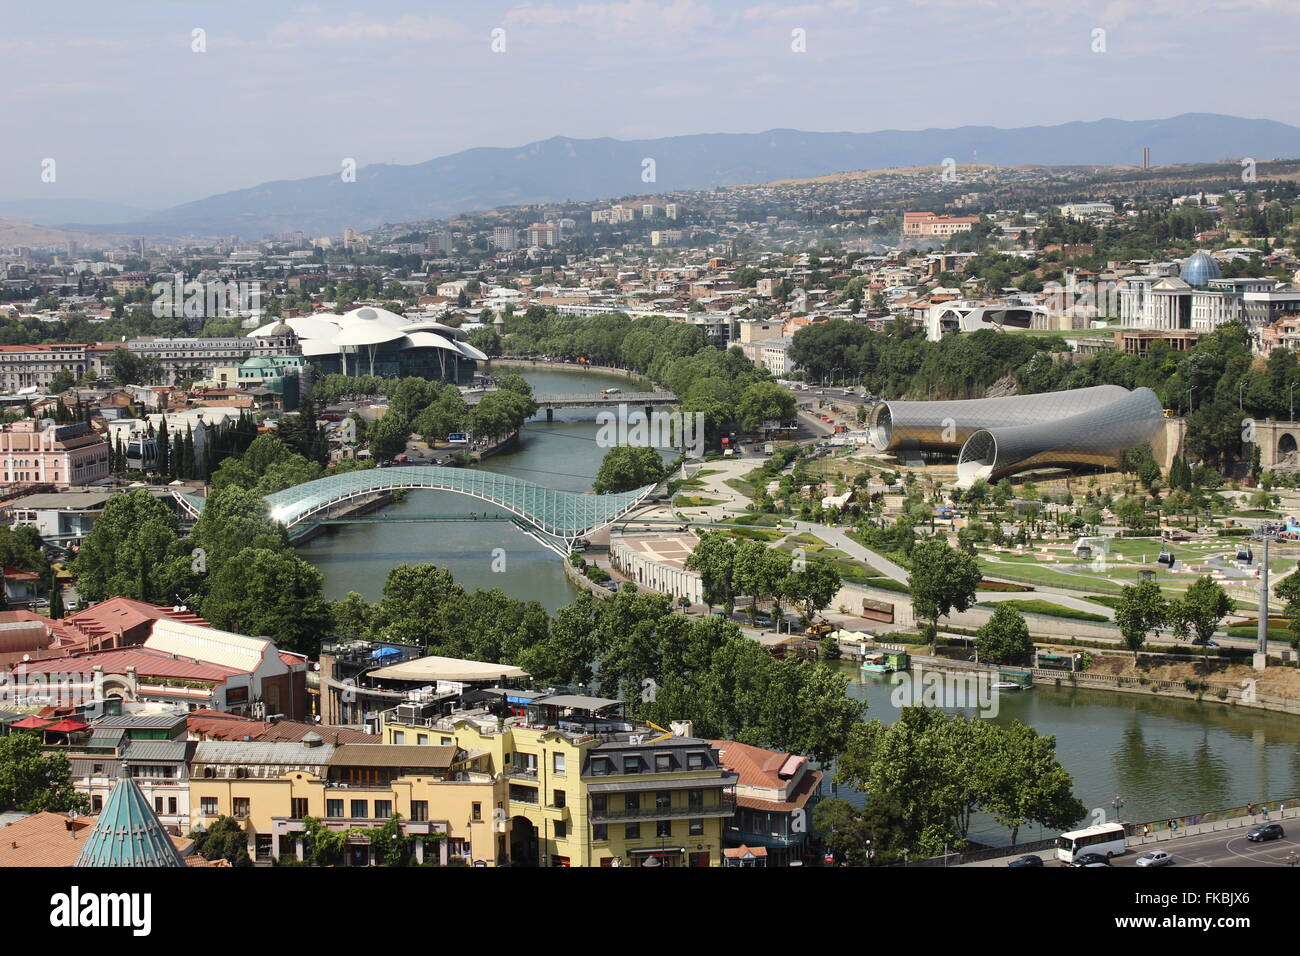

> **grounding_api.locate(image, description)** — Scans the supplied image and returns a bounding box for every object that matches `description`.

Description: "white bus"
[1056,823,1126,863]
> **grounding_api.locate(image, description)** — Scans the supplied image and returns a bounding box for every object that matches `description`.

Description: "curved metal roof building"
[868,385,1165,486]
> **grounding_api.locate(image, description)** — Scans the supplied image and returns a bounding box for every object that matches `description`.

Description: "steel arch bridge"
[173,466,658,552]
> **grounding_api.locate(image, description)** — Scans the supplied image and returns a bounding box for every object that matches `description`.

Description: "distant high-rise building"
[526,222,561,246]
[492,226,518,250]
[665,203,680,220]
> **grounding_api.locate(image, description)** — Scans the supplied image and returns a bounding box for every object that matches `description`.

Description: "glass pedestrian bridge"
[174,466,659,550]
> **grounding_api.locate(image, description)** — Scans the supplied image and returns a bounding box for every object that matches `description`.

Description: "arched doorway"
[509,816,538,866]
[1279,432,1297,457]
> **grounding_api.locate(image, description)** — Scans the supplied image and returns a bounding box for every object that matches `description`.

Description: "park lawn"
[990,599,1108,623]
[722,528,785,543]
[860,575,911,594]
[729,513,783,527]
[674,495,727,508]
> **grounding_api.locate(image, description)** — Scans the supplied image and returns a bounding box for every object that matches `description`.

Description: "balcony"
[591,794,735,823]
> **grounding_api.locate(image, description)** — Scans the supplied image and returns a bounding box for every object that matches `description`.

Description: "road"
[965,807,1300,868]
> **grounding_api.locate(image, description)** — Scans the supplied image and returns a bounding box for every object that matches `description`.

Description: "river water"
[299,364,1300,844]
[298,365,647,610]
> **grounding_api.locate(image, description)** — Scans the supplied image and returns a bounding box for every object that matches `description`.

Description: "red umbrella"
[42,718,89,733]
[9,716,53,729]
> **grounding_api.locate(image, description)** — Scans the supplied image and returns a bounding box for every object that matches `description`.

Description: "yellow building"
[188,736,505,865]
[382,694,736,867]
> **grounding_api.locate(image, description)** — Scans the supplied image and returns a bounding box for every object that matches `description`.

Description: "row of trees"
[330,573,861,762]
[503,310,795,445]
[824,707,1085,860]
[685,530,843,624]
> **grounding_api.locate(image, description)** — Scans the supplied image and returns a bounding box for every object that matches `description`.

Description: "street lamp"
[1112,794,1125,823]
[1239,380,1247,410]
[1249,525,1279,669]
[1290,382,1298,423]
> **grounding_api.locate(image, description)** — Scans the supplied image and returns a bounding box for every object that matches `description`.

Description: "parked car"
[1007,855,1043,868]
[1247,823,1285,842]
[1135,850,1173,867]
[1191,638,1220,647]
[1069,853,1111,867]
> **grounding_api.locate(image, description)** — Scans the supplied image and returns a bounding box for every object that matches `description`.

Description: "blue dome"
[1180,251,1221,287]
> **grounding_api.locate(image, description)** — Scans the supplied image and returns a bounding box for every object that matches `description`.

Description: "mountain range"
[54,113,1300,240]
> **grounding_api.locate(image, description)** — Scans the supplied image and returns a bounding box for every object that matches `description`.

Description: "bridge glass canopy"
[235,466,658,540]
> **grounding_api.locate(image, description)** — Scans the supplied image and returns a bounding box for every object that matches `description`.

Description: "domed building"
[248,306,486,383]
[1180,250,1222,287]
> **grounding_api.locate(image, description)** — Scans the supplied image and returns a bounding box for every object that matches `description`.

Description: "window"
[687,752,705,770]
[552,752,566,775]
[655,753,672,772]
[200,797,217,816]
[592,758,611,775]
[350,800,368,819]
[655,791,671,810]
[625,823,641,840]
[411,801,429,822]
[440,737,452,746]
[593,824,608,841]
[553,790,566,809]
[154,797,163,813]
[555,820,567,839]
[688,790,704,811]
[290,798,308,819]
[689,819,705,837]
[625,793,640,812]
[392,731,405,745]
[657,820,672,838]
[168,797,177,815]
[623,755,641,774]
[417,734,428,746]
[471,802,481,821]
[374,800,392,819]
[326,799,344,818]
[232,798,250,818]
[592,795,607,816]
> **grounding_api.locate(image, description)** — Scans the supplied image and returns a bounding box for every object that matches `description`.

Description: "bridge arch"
[174,465,657,552]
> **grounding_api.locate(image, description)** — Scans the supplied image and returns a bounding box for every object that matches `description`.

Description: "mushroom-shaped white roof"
[337,305,408,329]
[453,340,489,361]
[300,338,343,357]
[400,331,463,352]
[400,320,470,341]
[333,322,408,347]
[246,315,341,342]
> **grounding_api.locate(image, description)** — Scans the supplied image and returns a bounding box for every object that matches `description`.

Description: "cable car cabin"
[1156,550,1175,567]
[1076,545,1092,561]
[1236,547,1254,564]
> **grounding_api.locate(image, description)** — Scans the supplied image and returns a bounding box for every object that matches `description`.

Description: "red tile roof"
[17,647,240,681]
[0,811,199,867]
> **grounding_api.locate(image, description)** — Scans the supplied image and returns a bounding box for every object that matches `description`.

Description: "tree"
[0,733,88,813]
[908,537,982,649]
[200,547,331,655]
[71,490,186,603]
[367,412,411,463]
[592,445,666,494]
[1274,570,1300,641]
[975,603,1033,665]
[813,797,875,865]
[48,368,76,393]
[190,815,252,867]
[780,558,842,623]
[1114,579,1167,655]
[684,530,736,611]
[1167,575,1232,652]
[735,381,797,432]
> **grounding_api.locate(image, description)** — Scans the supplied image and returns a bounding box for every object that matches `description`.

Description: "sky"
[4,0,1300,210]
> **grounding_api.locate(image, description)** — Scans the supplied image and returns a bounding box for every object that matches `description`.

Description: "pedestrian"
[1142,824,1150,838]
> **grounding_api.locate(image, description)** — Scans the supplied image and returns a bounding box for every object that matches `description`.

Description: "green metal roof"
[75,776,188,868]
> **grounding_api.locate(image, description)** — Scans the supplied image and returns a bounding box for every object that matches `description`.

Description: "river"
[298,364,649,611]
[299,364,1300,843]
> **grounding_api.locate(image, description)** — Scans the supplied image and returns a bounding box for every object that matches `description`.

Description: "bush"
[586,566,611,584]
